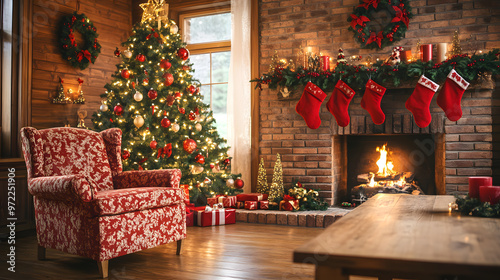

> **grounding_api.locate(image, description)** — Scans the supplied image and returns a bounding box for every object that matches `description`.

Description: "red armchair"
[20,127,186,278]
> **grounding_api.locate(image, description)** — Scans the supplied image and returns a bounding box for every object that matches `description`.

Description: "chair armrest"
[113,169,182,189]
[29,175,93,202]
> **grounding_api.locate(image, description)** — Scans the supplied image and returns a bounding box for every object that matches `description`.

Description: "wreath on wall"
[348,0,412,49]
[59,12,101,70]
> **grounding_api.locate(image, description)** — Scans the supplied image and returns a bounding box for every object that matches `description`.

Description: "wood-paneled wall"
[31,0,132,129]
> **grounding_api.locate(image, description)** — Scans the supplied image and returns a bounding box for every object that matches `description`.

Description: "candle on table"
[436,43,447,63]
[479,186,500,205]
[420,44,432,62]
[468,176,492,199]
[400,50,412,62]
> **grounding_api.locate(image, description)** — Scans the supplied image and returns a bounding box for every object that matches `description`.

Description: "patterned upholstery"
[20,127,186,265]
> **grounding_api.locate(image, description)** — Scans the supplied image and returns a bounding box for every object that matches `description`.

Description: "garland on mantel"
[251,49,500,93]
[455,195,500,218]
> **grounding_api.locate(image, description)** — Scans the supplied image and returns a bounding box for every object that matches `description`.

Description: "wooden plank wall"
[31,0,132,129]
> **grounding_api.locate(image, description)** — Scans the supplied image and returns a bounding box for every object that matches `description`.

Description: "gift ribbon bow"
[350,14,370,29]
[157,143,172,158]
[366,31,383,48]
[392,5,410,28]
[77,50,91,62]
[358,0,380,9]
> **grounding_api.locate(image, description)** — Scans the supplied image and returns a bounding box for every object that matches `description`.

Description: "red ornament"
[189,112,196,121]
[121,69,130,79]
[114,47,120,57]
[146,34,151,40]
[153,32,159,38]
[114,104,123,115]
[160,59,171,70]
[188,85,197,94]
[195,154,205,164]
[131,81,136,88]
[163,73,174,86]
[122,150,130,160]
[174,92,182,99]
[210,163,215,169]
[161,117,171,128]
[143,78,149,85]
[182,65,190,71]
[177,48,190,60]
[136,54,146,62]
[234,178,244,189]
[166,95,175,106]
[150,140,157,149]
[148,89,158,100]
[179,107,185,114]
[183,138,197,154]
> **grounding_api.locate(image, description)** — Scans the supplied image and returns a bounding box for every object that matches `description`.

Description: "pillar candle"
[468,176,492,199]
[321,56,330,72]
[479,186,500,205]
[436,43,447,63]
[400,50,412,62]
[420,44,432,62]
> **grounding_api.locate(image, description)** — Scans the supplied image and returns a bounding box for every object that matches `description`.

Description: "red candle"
[468,176,492,199]
[420,44,432,62]
[400,50,412,62]
[479,186,500,205]
[321,56,330,72]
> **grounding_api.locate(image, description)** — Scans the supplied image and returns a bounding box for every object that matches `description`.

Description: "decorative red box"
[279,200,299,211]
[237,193,268,202]
[195,208,236,227]
[259,200,269,210]
[207,197,218,206]
[186,211,195,227]
[245,201,258,210]
[216,195,237,208]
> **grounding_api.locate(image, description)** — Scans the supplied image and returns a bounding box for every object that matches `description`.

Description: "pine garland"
[455,195,500,218]
[251,49,500,93]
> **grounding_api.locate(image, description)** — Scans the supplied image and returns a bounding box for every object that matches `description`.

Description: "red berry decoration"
[148,89,158,100]
[121,69,130,79]
[195,154,205,164]
[188,85,197,94]
[136,54,146,62]
[161,117,171,128]
[183,138,197,154]
[189,112,196,121]
[160,59,171,70]
[234,178,244,189]
[163,73,174,86]
[150,140,157,149]
[122,150,130,160]
[114,104,123,115]
[114,47,121,57]
[177,47,190,60]
[179,107,185,114]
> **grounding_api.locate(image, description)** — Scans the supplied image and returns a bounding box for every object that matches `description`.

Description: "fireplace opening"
[346,135,438,204]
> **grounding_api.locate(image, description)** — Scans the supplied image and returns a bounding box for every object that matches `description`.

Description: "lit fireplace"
[352,143,424,204]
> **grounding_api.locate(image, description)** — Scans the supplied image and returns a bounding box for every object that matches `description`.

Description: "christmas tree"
[256,158,269,194]
[450,30,462,56]
[268,153,284,202]
[337,48,346,64]
[92,0,241,202]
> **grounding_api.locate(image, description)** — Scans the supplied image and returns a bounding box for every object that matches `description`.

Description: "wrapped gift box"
[245,201,258,210]
[236,201,245,209]
[279,199,299,211]
[207,197,217,207]
[195,208,236,227]
[207,195,237,208]
[259,200,269,210]
[237,193,268,202]
[186,210,195,227]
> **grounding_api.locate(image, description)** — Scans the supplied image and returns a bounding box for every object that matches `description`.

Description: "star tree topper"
[140,0,169,27]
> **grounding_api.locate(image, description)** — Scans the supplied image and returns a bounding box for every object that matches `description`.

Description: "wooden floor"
[1,224,326,280]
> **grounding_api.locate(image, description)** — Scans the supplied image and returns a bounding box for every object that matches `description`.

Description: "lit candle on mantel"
[320,53,330,72]
[468,176,492,199]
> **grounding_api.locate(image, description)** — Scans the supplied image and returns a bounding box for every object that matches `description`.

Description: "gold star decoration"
[139,0,165,23]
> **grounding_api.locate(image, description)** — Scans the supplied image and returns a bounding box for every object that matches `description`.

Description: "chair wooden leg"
[37,245,46,260]
[176,239,182,255]
[97,260,108,279]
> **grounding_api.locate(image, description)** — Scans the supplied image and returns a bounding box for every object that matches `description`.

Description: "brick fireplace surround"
[256,0,500,205]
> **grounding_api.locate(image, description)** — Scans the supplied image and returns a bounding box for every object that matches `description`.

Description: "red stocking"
[405,75,439,128]
[295,82,327,129]
[327,80,356,127]
[361,79,386,125]
[437,69,469,121]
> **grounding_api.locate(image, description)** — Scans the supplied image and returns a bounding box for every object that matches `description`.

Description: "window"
[180,10,231,139]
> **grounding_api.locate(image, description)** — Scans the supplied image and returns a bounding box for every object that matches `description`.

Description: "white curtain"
[227,0,252,192]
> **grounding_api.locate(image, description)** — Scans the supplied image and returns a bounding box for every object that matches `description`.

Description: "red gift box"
[186,211,195,227]
[195,208,236,227]
[237,193,268,202]
[236,201,245,209]
[259,200,269,210]
[216,195,237,208]
[207,197,218,206]
[279,200,299,211]
[245,201,258,210]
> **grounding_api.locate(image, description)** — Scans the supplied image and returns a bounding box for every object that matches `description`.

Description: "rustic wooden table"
[294,194,500,280]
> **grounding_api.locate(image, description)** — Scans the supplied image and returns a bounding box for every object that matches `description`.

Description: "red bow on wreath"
[157,143,172,159]
[392,5,410,28]
[69,33,76,46]
[77,50,91,62]
[357,0,380,9]
[350,14,370,29]
[366,31,383,48]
